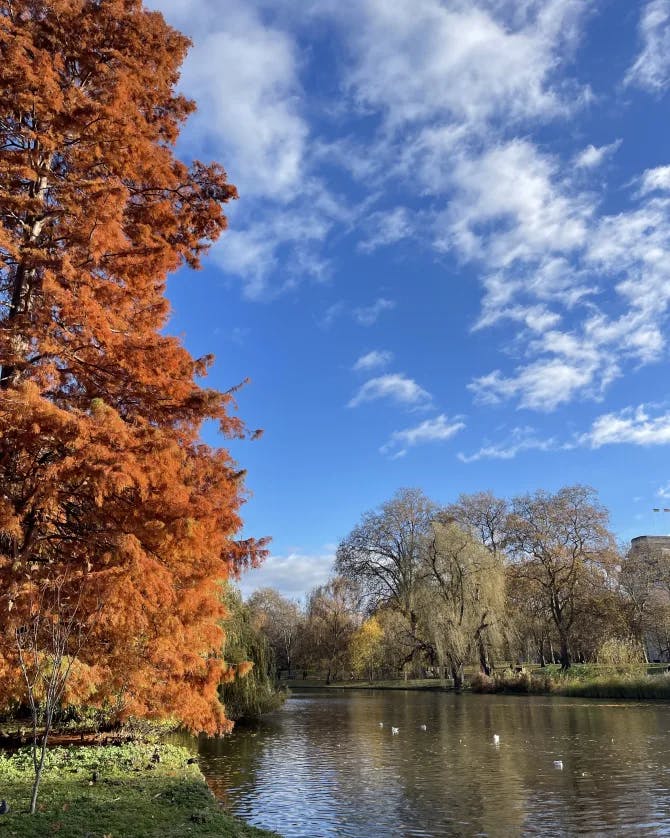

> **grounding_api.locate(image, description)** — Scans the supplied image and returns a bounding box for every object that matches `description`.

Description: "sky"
[147,0,670,601]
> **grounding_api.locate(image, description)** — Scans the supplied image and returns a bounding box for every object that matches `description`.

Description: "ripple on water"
[195,691,670,837]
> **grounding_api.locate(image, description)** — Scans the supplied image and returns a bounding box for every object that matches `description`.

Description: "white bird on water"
[379,722,384,727]
[391,727,399,735]
[493,734,500,746]
[553,760,564,770]
[419,724,427,731]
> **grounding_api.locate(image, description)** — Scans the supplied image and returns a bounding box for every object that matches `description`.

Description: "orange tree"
[0,0,265,808]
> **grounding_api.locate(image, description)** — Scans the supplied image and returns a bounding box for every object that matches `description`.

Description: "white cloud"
[358,207,414,253]
[313,2,670,416]
[153,0,306,197]
[440,140,590,267]
[348,373,431,408]
[212,203,333,300]
[640,165,670,195]
[150,0,670,419]
[460,405,670,462]
[469,351,617,412]
[458,427,558,462]
[585,198,670,357]
[579,405,670,448]
[353,350,393,372]
[463,154,670,412]
[658,483,670,499]
[574,140,622,169]
[353,298,396,326]
[381,414,465,457]
[238,550,334,601]
[317,301,345,329]
[625,0,670,91]
[340,0,588,129]
[150,0,351,299]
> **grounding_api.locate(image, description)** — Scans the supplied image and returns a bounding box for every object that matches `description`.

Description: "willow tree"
[419,522,505,690]
[219,586,286,722]
[0,0,264,810]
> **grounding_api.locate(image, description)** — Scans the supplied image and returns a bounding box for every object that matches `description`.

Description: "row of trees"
[248,488,669,689]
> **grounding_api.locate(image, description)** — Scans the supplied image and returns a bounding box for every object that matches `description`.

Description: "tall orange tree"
[0,0,264,804]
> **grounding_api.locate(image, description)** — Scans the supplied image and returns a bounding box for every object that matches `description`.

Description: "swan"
[419,724,427,731]
[391,726,399,735]
[493,734,500,745]
[379,722,384,727]
[553,760,564,770]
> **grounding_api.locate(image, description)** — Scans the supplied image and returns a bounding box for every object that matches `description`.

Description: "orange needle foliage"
[0,0,266,734]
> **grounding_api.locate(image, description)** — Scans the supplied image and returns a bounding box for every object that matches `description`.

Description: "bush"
[470,668,553,694]
[596,638,646,670]
[469,672,497,693]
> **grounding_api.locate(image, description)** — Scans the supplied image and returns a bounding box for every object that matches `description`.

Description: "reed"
[470,668,670,700]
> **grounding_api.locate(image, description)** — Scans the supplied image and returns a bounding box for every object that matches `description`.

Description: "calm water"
[196,689,670,836]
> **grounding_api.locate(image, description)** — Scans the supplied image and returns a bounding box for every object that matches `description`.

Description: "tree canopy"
[0,0,265,751]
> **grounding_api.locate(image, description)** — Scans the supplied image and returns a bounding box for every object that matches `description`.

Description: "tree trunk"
[29,710,53,814]
[29,742,47,815]
[1,169,50,389]
[478,638,492,676]
[451,663,464,691]
[559,637,571,671]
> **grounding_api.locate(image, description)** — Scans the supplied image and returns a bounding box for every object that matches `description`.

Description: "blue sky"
[148,0,670,600]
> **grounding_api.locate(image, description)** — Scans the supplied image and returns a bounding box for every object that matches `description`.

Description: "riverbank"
[291,664,670,700]
[471,665,670,699]
[0,743,278,837]
[294,678,450,691]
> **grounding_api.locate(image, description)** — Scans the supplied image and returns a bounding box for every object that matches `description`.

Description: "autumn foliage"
[0,0,264,734]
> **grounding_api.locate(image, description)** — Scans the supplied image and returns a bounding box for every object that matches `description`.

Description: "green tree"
[219,587,286,721]
[419,522,505,689]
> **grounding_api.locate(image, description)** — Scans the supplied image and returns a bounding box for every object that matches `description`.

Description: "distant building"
[630,535,670,557]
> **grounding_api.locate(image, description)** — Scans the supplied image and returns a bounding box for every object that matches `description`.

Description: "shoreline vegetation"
[293,664,670,700]
[0,743,277,838]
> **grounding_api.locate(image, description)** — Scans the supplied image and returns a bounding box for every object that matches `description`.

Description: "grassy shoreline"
[293,679,450,692]
[471,665,670,700]
[0,743,278,837]
[291,666,670,700]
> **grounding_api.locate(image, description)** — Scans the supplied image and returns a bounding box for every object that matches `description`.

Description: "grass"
[471,666,670,700]
[0,743,278,837]
[558,674,670,699]
[295,664,670,701]
[295,678,450,691]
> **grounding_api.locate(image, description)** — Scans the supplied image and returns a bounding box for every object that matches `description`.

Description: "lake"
[196,688,670,836]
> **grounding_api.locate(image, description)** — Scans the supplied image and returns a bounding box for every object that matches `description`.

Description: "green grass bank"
[0,743,278,838]
[294,664,670,700]
[295,678,449,691]
[471,664,670,699]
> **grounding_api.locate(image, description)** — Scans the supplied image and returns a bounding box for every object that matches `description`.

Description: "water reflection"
[195,690,670,836]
